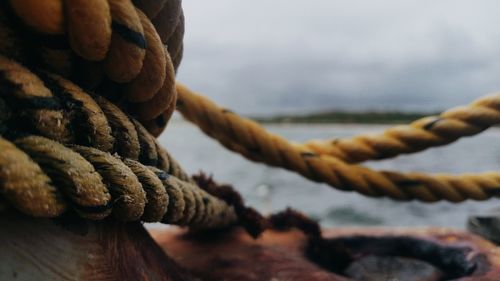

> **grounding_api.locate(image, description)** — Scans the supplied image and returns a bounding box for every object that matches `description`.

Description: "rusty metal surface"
[150,227,500,281]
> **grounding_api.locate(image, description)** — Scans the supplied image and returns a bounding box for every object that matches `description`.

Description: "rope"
[176,83,500,202]
[175,81,500,164]
[2,0,500,234]
[0,55,182,174]
[0,58,237,229]
[0,135,236,228]
[0,0,184,135]
[302,94,500,163]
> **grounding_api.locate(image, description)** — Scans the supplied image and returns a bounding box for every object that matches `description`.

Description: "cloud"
[177,0,500,115]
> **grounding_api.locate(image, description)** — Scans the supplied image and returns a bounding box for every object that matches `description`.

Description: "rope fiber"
[0,56,236,229]
[1,135,237,227]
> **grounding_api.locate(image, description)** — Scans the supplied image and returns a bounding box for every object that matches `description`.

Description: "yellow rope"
[2,0,500,225]
[0,58,237,228]
[303,94,500,163]
[0,135,237,227]
[1,0,183,136]
[176,83,500,202]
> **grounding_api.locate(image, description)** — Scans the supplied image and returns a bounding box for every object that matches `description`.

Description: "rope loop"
[0,0,184,135]
[2,1,500,235]
[0,57,236,229]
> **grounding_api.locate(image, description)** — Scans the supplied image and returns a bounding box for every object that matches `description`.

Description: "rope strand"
[0,0,183,135]
[176,83,500,202]
[0,59,236,228]
[303,94,500,163]
[0,135,237,228]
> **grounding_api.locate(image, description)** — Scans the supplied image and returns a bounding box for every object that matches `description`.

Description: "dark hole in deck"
[307,235,489,280]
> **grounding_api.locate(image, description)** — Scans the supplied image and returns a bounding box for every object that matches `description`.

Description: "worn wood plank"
[0,211,193,281]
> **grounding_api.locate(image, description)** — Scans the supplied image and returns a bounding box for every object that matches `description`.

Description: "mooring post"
[0,211,192,281]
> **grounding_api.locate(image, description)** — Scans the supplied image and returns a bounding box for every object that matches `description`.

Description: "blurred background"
[158,0,500,229]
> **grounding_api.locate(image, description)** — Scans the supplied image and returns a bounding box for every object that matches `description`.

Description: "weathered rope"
[2,1,500,235]
[0,55,190,177]
[179,84,500,163]
[0,0,184,135]
[0,135,237,228]
[193,173,268,237]
[302,94,500,163]
[0,57,237,228]
[176,83,500,202]
[192,173,323,239]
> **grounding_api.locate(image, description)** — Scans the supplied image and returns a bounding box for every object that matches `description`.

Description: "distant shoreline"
[252,111,438,125]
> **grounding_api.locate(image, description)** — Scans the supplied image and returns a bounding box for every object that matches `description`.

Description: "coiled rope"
[2,0,500,234]
[0,0,184,136]
[176,84,500,202]
[0,1,244,230]
[0,56,236,229]
[0,135,236,228]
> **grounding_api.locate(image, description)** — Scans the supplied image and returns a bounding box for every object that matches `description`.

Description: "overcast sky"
[177,1,500,116]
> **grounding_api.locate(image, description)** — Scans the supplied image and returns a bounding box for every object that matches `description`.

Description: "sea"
[156,120,500,229]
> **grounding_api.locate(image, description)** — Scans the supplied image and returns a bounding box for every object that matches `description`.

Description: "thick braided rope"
[0,135,236,228]
[302,94,500,163]
[0,55,172,169]
[176,83,500,202]
[0,0,184,136]
[0,58,236,228]
[0,55,187,175]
